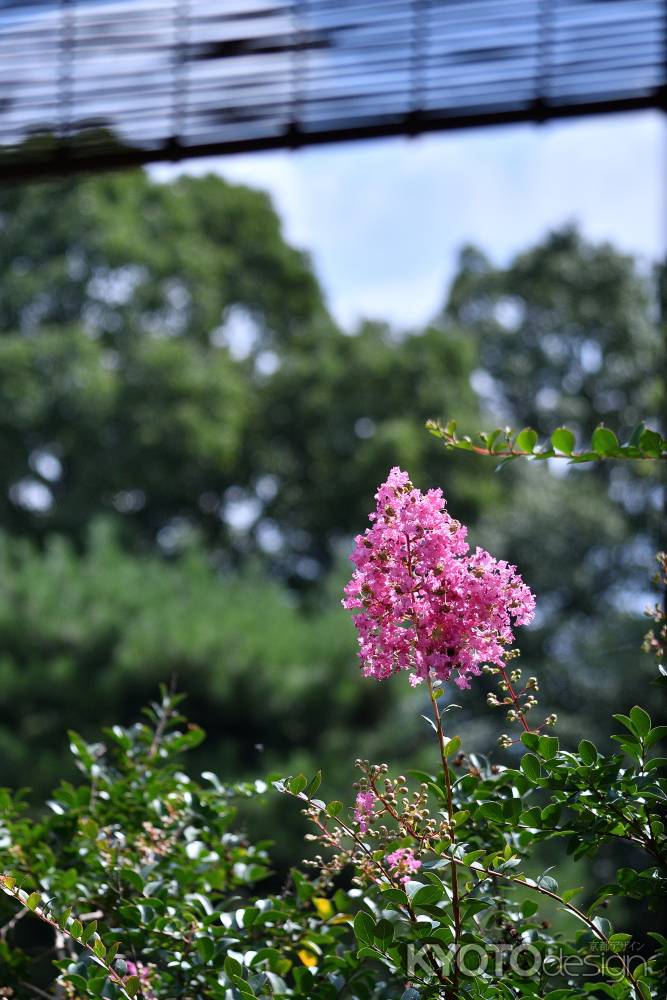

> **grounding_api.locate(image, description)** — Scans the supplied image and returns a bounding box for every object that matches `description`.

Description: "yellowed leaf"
[313,897,334,920]
[297,948,318,968]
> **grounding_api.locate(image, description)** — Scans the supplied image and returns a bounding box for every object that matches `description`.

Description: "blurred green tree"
[0,173,485,571]
[0,172,324,345]
[446,229,662,436]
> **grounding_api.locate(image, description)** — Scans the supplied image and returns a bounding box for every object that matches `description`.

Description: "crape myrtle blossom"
[343,467,535,690]
[386,847,422,885]
[354,790,376,833]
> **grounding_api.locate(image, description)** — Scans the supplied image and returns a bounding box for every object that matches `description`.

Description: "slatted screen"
[0,0,665,181]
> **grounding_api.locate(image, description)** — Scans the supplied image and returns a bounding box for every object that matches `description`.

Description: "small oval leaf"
[592,425,618,455]
[551,427,575,455]
[515,427,538,453]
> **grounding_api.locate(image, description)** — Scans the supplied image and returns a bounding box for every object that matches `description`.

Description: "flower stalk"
[427,674,462,994]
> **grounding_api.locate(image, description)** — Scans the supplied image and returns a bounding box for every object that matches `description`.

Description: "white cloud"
[153,111,665,329]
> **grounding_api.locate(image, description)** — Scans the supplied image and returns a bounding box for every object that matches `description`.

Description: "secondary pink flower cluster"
[386,847,422,885]
[343,467,535,690]
[354,790,376,833]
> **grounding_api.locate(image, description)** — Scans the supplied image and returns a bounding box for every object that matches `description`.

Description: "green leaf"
[578,739,597,764]
[197,937,215,962]
[607,933,631,953]
[462,849,486,865]
[520,753,541,782]
[520,731,540,751]
[551,427,575,455]
[93,938,106,959]
[639,428,663,457]
[306,770,322,797]
[635,981,652,1000]
[124,976,141,998]
[231,976,256,999]
[289,774,308,796]
[443,735,461,758]
[80,818,99,839]
[353,910,376,948]
[612,713,639,738]
[170,726,206,751]
[462,899,493,920]
[490,429,507,453]
[120,869,144,893]
[69,919,83,939]
[381,887,408,906]
[81,919,97,944]
[479,801,504,824]
[536,873,558,893]
[326,800,343,817]
[540,802,560,824]
[67,730,95,768]
[411,883,444,906]
[646,726,667,747]
[224,955,243,979]
[592,425,619,455]
[628,422,645,446]
[374,918,394,951]
[63,975,88,991]
[355,946,379,961]
[25,892,41,912]
[515,427,538,453]
[629,705,651,738]
[538,735,559,760]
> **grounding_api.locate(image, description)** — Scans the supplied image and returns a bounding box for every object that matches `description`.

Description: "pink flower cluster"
[386,847,422,885]
[354,790,376,833]
[343,467,535,690]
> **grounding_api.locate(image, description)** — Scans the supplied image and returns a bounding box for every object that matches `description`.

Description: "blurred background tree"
[0,172,662,865]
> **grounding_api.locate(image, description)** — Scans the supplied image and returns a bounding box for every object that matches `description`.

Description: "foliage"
[444,228,663,438]
[0,688,298,998]
[426,420,667,465]
[1,446,666,996]
[278,694,667,999]
[1,683,665,997]
[0,525,370,796]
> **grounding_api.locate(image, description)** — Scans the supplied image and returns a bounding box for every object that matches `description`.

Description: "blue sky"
[155,110,665,330]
